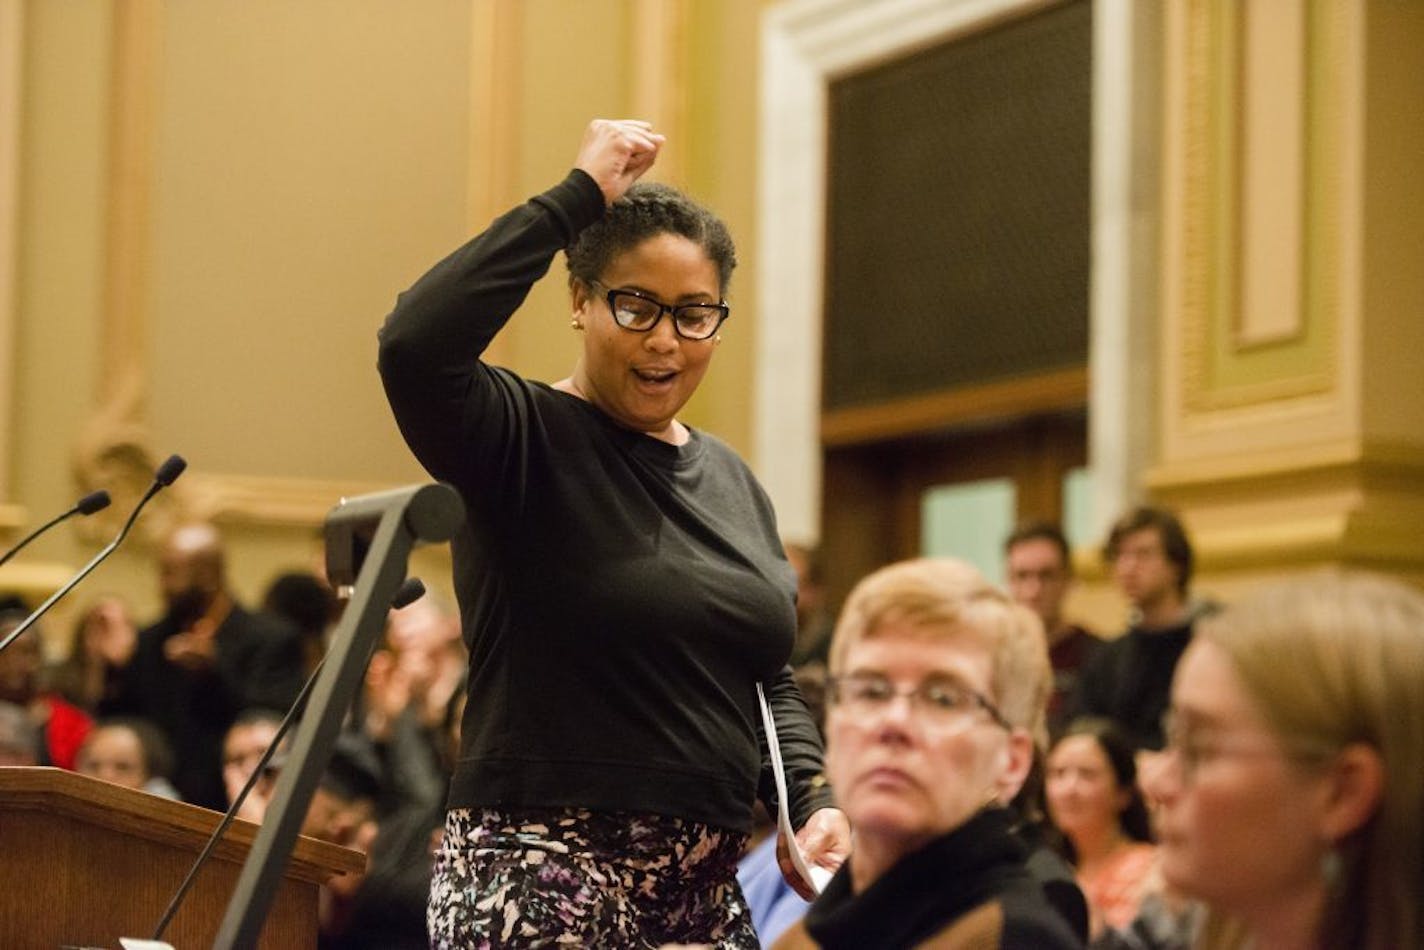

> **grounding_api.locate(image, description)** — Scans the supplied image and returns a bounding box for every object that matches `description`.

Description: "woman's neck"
[849,832,930,895]
[552,375,687,445]
[1072,824,1130,876]
[1238,880,1326,950]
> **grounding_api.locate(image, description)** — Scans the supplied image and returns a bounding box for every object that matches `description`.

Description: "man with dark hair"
[102,523,304,809]
[1003,521,1101,739]
[1070,506,1198,751]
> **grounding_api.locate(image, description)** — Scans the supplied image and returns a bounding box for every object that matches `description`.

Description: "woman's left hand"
[777,806,851,900]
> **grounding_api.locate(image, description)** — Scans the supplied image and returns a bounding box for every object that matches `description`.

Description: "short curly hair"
[565,181,737,294]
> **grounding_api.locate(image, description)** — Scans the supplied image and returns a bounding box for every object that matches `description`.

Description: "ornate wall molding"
[69,0,174,545]
[1166,0,1348,424]
[182,473,400,529]
[631,0,691,187]
[1146,438,1424,574]
[466,1,522,231]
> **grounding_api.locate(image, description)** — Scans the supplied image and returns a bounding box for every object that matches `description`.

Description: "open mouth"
[633,368,678,385]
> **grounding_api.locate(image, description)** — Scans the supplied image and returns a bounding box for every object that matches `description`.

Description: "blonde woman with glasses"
[1143,570,1424,950]
[773,558,1081,948]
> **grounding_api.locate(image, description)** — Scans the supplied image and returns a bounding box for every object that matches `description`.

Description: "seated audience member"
[102,522,305,809]
[1010,750,1091,944]
[366,595,466,740]
[1143,570,1424,950]
[773,558,1082,949]
[256,725,434,950]
[0,699,39,766]
[47,594,138,714]
[75,717,180,799]
[784,541,834,667]
[277,730,433,950]
[256,732,382,936]
[222,707,285,822]
[333,716,447,950]
[0,608,92,769]
[1046,718,1156,943]
[1003,521,1102,738]
[1072,507,1198,751]
[262,570,338,678]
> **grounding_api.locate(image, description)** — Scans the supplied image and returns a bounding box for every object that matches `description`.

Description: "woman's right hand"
[575,118,665,206]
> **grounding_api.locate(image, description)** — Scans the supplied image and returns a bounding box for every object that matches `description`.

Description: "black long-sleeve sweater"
[377,169,831,834]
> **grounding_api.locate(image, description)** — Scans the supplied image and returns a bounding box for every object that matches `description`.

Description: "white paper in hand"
[756,682,833,895]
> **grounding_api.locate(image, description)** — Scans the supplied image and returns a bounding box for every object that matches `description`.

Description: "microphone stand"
[208,482,463,950]
[0,491,110,569]
[0,458,183,657]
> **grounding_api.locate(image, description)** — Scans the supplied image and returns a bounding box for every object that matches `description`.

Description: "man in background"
[103,522,304,808]
[784,541,833,668]
[1070,506,1199,751]
[1003,521,1101,739]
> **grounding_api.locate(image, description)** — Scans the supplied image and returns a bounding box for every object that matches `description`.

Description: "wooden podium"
[0,767,364,948]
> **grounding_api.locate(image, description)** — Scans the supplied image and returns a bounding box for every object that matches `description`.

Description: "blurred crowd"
[2,502,1419,949]
[0,520,461,949]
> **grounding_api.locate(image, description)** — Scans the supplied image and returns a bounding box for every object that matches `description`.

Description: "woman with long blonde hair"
[1144,569,1424,950]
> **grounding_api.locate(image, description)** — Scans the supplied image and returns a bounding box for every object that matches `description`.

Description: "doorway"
[819,409,1087,614]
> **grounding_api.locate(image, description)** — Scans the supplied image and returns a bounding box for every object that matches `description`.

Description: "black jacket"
[775,808,1083,949]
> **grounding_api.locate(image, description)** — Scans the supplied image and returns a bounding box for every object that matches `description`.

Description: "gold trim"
[0,0,22,503]
[820,366,1087,447]
[631,0,690,185]
[467,0,522,366]
[71,1,167,543]
[1232,0,1307,349]
[467,0,522,229]
[183,472,403,529]
[0,502,25,532]
[1192,510,1424,574]
[99,0,161,412]
[1078,510,1424,581]
[1193,512,1348,569]
[1143,437,1424,574]
[0,561,76,604]
[1175,0,1335,414]
[1146,438,1424,497]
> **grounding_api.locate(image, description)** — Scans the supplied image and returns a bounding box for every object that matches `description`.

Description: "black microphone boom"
[0,455,186,656]
[154,454,187,486]
[0,490,112,570]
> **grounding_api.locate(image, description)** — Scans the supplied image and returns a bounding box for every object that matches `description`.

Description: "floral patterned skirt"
[428,805,758,949]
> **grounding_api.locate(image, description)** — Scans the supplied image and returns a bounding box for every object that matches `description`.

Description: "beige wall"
[0,0,769,652]
[1,0,1419,654]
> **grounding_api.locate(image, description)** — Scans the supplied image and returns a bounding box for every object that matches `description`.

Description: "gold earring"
[714,334,722,344]
[571,317,583,330]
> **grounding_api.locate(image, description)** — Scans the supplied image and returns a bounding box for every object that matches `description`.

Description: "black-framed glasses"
[827,672,1012,731]
[591,281,729,341]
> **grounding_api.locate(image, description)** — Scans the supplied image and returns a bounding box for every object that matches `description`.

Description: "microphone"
[0,490,112,569]
[148,576,427,944]
[0,454,187,656]
[390,575,427,610]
